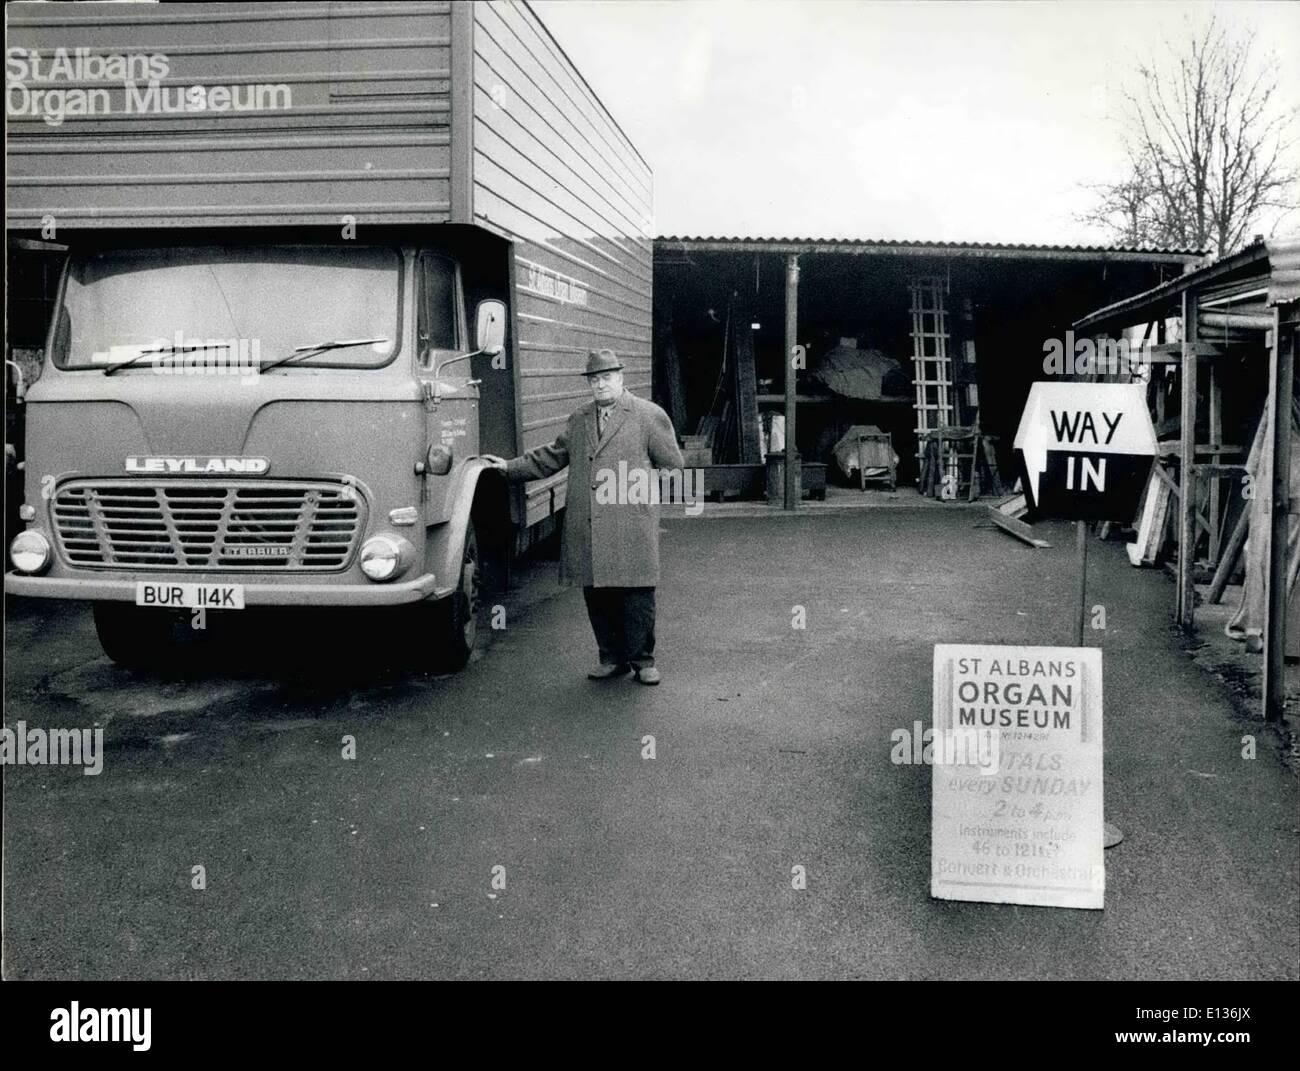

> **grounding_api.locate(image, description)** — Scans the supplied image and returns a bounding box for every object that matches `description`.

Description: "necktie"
[597,407,609,439]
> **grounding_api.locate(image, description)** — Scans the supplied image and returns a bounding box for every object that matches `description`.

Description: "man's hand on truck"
[480,455,508,472]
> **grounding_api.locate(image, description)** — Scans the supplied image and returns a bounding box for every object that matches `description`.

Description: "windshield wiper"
[260,337,389,373]
[102,342,231,376]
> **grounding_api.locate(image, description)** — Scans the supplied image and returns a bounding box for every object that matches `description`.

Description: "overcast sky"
[533,0,1300,245]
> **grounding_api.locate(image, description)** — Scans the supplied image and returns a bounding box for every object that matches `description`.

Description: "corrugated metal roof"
[1073,234,1300,330]
[1268,234,1300,307]
[655,235,1205,262]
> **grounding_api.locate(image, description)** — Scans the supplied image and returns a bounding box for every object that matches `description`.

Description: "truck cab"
[6,231,510,669]
[5,1,653,674]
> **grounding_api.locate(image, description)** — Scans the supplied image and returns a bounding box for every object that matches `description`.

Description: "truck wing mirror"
[6,360,27,402]
[432,300,507,384]
[476,300,506,357]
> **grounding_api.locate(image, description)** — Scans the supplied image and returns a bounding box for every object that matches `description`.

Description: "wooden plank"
[1207,503,1251,604]
[732,300,763,464]
[988,506,1051,548]
[1146,341,1224,359]
[981,435,1006,496]
[1204,403,1265,603]
[1152,462,1214,536]
[717,400,733,463]
[919,438,936,497]
[1264,307,1295,721]
[1128,464,1173,566]
[994,492,1027,516]
[1157,440,1243,459]
[784,254,799,510]
[1198,463,1249,478]
[1209,365,1222,564]
[1177,291,1199,629]
[696,415,718,448]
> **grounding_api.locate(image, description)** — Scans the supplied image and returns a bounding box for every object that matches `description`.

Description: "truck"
[4,0,654,669]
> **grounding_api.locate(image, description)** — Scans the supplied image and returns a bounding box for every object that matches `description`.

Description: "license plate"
[135,582,245,610]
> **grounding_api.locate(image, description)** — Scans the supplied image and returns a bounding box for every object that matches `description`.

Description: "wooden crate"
[702,464,764,501]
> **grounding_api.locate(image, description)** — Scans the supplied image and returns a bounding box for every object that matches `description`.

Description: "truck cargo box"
[6,0,654,527]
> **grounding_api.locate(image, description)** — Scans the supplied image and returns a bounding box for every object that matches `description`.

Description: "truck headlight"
[10,530,52,574]
[359,534,413,582]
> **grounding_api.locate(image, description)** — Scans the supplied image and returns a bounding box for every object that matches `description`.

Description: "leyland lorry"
[4,0,654,668]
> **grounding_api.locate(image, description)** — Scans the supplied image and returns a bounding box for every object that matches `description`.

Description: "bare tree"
[1081,15,1298,255]
[1078,161,1165,248]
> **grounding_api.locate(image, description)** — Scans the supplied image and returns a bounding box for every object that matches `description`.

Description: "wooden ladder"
[909,277,954,479]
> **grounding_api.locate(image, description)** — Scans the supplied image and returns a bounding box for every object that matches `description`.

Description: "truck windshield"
[52,246,402,370]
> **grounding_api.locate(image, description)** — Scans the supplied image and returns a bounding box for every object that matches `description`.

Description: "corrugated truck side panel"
[5,0,654,533]
[468,0,654,525]
[5,1,454,228]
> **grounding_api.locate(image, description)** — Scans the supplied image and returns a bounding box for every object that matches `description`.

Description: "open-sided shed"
[1073,236,1300,722]
[653,236,1201,508]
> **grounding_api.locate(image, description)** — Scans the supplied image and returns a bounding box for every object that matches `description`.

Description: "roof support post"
[784,253,800,511]
[1263,303,1295,721]
[1208,363,1222,564]
[1177,289,1198,630]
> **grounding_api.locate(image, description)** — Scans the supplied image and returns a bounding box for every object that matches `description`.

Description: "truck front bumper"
[4,571,442,606]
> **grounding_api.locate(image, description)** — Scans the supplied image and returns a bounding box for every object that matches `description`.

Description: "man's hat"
[583,348,623,376]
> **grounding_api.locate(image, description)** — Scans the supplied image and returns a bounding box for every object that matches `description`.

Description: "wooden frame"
[1073,237,1299,721]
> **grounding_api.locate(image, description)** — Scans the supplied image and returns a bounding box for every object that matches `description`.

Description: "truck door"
[417,252,474,464]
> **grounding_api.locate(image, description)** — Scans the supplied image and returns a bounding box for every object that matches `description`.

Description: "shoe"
[588,663,631,680]
[633,666,661,685]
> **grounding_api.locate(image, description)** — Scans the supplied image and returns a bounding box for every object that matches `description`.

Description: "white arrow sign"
[1013,382,1158,520]
[1020,413,1050,505]
[1015,382,1157,456]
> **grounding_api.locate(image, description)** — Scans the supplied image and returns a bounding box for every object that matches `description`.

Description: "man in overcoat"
[483,348,684,684]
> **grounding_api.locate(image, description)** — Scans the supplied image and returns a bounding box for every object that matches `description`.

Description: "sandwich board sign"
[930,644,1104,910]
[1013,382,1157,521]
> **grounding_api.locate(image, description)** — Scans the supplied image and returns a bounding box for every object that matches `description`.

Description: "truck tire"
[433,519,481,671]
[93,601,178,669]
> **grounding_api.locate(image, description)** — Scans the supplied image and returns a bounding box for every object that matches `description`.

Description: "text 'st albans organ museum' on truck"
[5,1,654,669]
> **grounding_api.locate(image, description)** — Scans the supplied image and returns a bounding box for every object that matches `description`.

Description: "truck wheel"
[92,601,177,669]
[435,520,481,670]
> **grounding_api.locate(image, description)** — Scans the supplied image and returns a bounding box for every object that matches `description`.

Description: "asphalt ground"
[3,508,1297,979]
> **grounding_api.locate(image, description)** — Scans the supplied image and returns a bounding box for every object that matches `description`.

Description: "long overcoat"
[504,389,684,587]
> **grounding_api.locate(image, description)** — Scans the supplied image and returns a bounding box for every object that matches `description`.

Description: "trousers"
[582,586,656,669]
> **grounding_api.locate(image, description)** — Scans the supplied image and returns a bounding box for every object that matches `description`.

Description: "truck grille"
[51,480,365,571]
